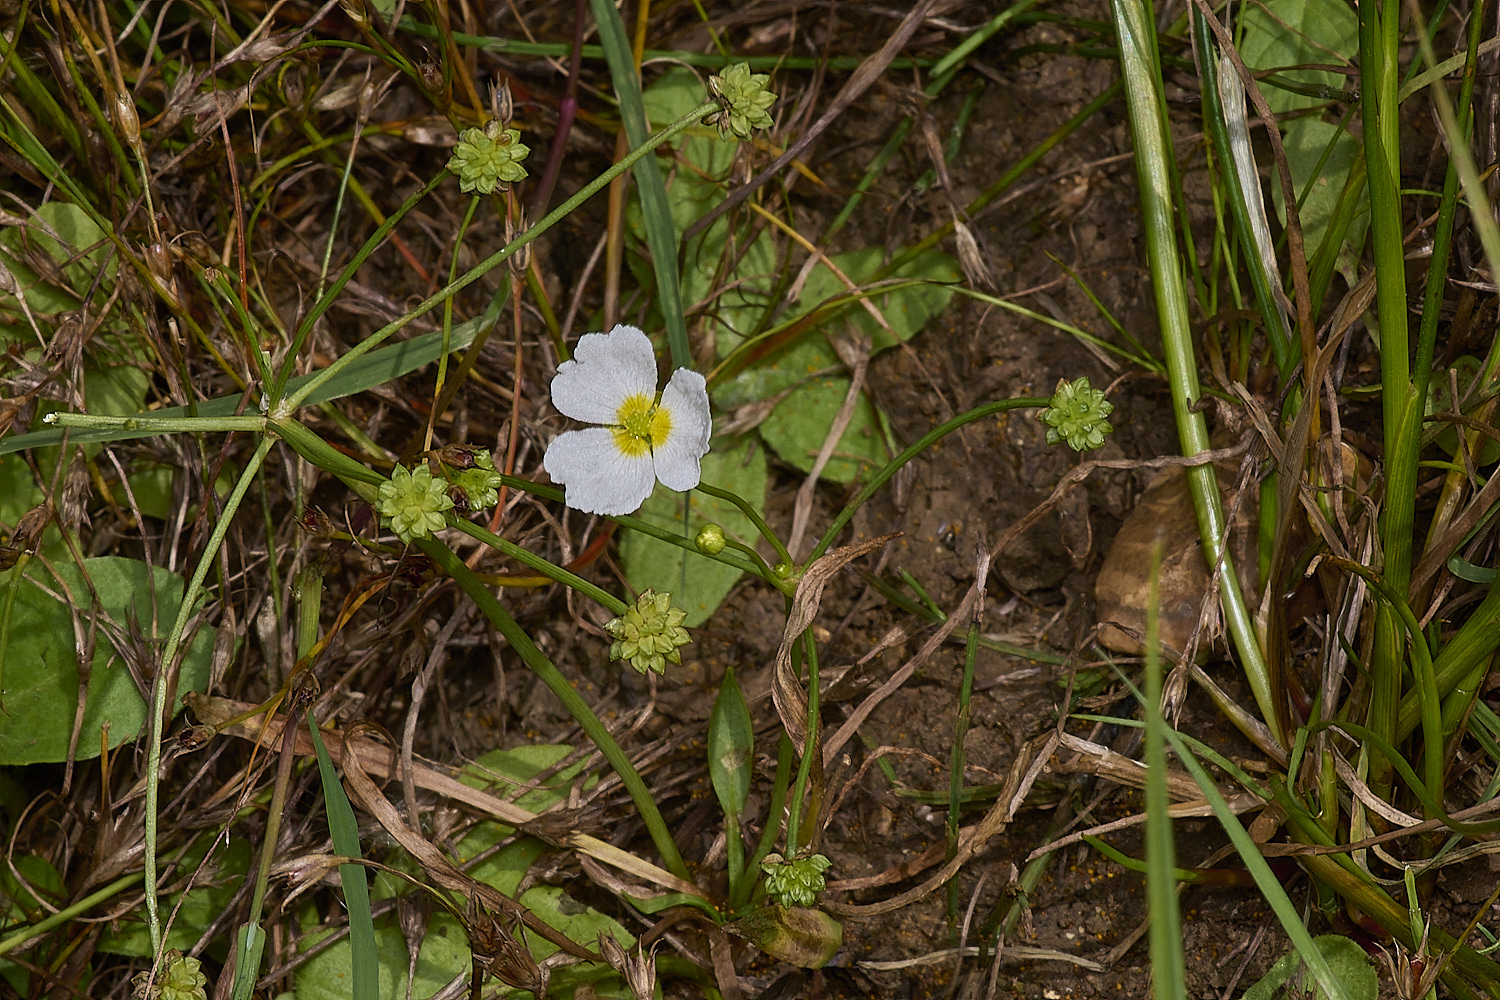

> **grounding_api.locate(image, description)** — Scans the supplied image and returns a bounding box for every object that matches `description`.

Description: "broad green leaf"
[99,837,252,956]
[308,712,378,1000]
[460,744,593,818]
[713,248,960,409]
[708,665,753,819]
[0,556,216,764]
[1238,0,1357,116]
[620,436,768,627]
[758,374,887,482]
[1271,118,1368,287]
[0,201,116,318]
[300,745,633,1000]
[728,250,958,482]
[1243,935,1377,1000]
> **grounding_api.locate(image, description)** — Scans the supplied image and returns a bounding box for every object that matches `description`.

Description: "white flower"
[542,325,712,515]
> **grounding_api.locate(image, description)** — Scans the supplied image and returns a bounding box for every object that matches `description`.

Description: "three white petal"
[543,325,712,515]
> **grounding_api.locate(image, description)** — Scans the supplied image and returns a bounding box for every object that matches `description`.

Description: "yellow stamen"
[612,393,672,457]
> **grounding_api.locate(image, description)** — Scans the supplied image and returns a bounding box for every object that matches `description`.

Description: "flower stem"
[695,482,793,568]
[416,537,694,883]
[808,397,1048,563]
[451,519,628,614]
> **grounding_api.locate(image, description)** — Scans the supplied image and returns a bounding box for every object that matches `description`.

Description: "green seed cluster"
[708,63,777,140]
[377,465,454,543]
[452,450,504,510]
[605,589,690,675]
[1040,376,1114,452]
[160,953,208,1000]
[447,124,530,194]
[760,852,831,908]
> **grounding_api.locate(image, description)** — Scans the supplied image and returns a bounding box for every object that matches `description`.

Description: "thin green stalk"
[143,435,274,956]
[1110,0,1276,743]
[1144,542,1186,999]
[405,21,933,71]
[0,873,143,957]
[1361,0,1415,798]
[450,519,627,615]
[880,81,1122,278]
[416,539,693,884]
[1191,7,1294,377]
[732,733,794,910]
[695,482,792,568]
[809,397,1048,563]
[433,197,482,438]
[1321,556,1444,815]
[280,101,718,414]
[589,0,691,370]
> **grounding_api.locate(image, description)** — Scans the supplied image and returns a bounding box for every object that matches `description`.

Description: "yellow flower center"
[612,393,672,457]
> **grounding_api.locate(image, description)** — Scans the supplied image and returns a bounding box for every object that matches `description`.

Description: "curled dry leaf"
[771,533,900,755]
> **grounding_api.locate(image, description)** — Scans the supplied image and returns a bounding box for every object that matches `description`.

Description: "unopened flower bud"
[490,80,513,129]
[113,92,142,156]
[695,523,726,555]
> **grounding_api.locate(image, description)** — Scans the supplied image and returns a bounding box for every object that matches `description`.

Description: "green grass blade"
[1164,729,1354,1000]
[1109,0,1276,743]
[587,0,691,370]
[306,711,379,1000]
[1143,546,1186,1000]
[0,306,501,456]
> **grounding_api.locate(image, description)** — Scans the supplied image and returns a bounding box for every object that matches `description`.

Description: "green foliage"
[1237,0,1358,116]
[0,854,64,993]
[304,746,633,1000]
[620,437,767,627]
[708,666,753,820]
[0,557,215,764]
[0,201,116,324]
[447,125,531,194]
[100,837,251,956]
[1243,935,1377,1000]
[1273,119,1368,288]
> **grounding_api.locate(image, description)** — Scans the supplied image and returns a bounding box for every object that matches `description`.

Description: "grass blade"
[587,0,691,369]
[306,711,379,1000]
[1143,545,1186,1000]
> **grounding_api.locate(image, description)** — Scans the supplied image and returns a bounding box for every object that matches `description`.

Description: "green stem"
[144,435,275,956]
[0,873,143,957]
[1110,0,1277,744]
[415,539,693,883]
[694,482,792,568]
[809,397,1048,563]
[783,632,820,858]
[733,733,794,911]
[449,519,627,615]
